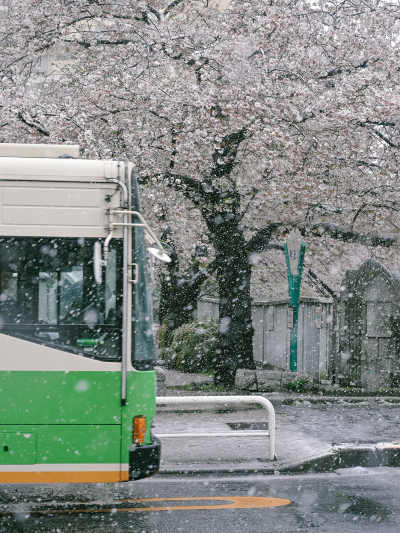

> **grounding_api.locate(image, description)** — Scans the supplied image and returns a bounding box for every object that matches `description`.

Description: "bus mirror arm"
[94,201,115,284]
[110,209,171,264]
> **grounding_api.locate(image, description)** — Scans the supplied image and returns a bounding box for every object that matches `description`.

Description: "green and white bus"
[0,144,169,484]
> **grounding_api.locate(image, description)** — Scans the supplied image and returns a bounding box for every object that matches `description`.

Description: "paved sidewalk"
[154,402,330,473]
[154,373,400,474]
[163,369,213,388]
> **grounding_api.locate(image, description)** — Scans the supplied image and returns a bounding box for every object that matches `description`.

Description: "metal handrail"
[157,431,269,437]
[106,179,128,406]
[156,395,276,461]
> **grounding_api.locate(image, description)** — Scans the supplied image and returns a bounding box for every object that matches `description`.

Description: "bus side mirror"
[93,242,103,284]
[147,247,171,263]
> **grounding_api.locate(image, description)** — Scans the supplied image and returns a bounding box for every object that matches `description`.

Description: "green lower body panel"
[0,425,121,465]
[0,425,122,484]
[0,370,157,483]
[0,432,36,465]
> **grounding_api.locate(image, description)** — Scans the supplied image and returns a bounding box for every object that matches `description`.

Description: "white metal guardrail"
[156,395,276,461]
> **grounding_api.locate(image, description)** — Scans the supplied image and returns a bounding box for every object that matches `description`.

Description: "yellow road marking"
[117,496,292,511]
[2,496,291,514]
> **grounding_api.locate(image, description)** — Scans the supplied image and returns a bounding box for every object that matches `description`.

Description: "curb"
[158,444,400,476]
[163,391,400,405]
[279,445,400,474]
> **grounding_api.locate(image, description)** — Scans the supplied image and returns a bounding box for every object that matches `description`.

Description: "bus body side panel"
[0,424,121,483]
[0,335,123,483]
[0,371,121,425]
[120,369,157,481]
[0,361,158,483]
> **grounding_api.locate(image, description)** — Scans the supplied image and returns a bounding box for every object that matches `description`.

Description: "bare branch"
[163,0,184,17]
[302,222,396,247]
[17,112,49,137]
[246,223,283,253]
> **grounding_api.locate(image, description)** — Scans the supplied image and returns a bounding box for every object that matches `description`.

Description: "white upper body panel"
[0,155,133,238]
[0,143,80,158]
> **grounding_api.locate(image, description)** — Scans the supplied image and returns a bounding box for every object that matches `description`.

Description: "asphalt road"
[2,468,400,532]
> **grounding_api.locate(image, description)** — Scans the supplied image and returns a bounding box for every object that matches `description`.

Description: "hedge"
[158,319,218,373]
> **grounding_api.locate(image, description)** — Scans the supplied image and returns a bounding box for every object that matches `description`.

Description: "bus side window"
[38,272,57,325]
[59,268,84,321]
[0,238,122,361]
[132,227,155,368]
[0,272,18,322]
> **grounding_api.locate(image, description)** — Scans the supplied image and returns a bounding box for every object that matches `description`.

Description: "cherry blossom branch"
[210,127,248,179]
[247,220,397,256]
[16,113,50,137]
[301,222,396,247]
[246,224,283,253]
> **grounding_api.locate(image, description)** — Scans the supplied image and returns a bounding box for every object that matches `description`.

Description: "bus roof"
[0,157,128,183]
[0,143,80,158]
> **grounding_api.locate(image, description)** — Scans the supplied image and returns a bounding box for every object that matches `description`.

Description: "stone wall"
[235,369,304,392]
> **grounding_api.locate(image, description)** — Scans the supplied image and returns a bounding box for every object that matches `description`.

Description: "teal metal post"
[284,241,306,372]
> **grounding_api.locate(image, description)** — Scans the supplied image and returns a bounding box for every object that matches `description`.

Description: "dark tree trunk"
[158,245,190,345]
[164,128,259,387]
[207,213,256,388]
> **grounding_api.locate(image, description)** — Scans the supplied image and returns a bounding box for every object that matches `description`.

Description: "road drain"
[227,422,268,431]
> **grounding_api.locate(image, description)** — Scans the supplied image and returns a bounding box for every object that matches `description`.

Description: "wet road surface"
[1,467,400,532]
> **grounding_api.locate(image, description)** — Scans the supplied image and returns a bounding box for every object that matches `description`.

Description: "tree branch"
[188,257,218,289]
[166,171,223,206]
[318,58,377,80]
[308,269,338,298]
[246,223,283,253]
[17,112,49,137]
[358,119,396,127]
[148,5,161,21]
[246,220,397,256]
[373,128,400,149]
[163,0,184,17]
[266,243,285,251]
[302,222,396,247]
[63,38,132,48]
[210,127,248,179]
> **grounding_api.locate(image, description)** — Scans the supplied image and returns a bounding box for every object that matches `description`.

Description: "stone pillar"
[154,366,166,397]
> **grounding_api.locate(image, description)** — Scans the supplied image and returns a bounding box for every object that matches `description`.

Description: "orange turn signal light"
[133,416,146,444]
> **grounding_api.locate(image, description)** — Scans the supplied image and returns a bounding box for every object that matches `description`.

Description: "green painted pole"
[284,241,306,372]
[290,307,299,372]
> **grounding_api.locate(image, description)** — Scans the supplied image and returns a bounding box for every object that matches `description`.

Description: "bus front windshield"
[0,238,122,360]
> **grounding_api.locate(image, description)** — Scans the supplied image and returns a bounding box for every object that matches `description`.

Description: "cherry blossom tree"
[1,0,400,385]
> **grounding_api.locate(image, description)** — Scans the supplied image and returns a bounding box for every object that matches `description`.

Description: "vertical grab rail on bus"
[107,178,129,406]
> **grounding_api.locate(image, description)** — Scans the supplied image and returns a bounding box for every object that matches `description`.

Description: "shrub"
[285,378,321,394]
[156,321,168,351]
[160,319,218,373]
[286,379,310,393]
